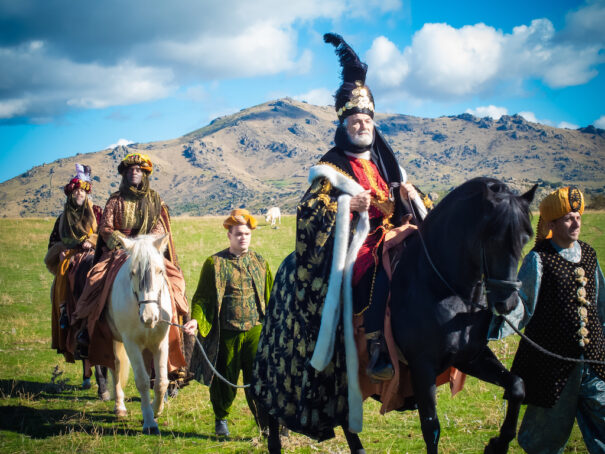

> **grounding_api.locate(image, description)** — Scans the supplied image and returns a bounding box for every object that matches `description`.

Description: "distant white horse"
[265,207,281,228]
[106,234,172,435]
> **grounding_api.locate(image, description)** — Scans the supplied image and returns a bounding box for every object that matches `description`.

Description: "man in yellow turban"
[183,209,272,437]
[490,186,605,453]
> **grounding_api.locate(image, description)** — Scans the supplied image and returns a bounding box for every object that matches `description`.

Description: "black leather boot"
[366,331,394,381]
[75,328,89,359]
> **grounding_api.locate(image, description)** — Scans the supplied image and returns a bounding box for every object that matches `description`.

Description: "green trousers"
[210,324,266,426]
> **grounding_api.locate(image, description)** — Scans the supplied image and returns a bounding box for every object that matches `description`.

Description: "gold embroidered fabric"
[357,159,394,219]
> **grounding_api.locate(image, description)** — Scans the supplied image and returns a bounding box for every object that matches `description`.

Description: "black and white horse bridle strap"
[407,194,605,367]
[159,320,250,389]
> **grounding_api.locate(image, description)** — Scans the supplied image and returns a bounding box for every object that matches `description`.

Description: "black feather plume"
[324,33,368,84]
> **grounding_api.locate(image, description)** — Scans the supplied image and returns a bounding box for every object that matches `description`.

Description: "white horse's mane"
[126,235,166,291]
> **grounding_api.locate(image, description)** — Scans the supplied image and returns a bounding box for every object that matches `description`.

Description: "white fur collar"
[308,164,365,196]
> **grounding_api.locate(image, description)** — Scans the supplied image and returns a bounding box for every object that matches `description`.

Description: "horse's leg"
[455,347,524,454]
[267,415,282,454]
[150,340,169,418]
[410,363,440,454]
[342,425,365,454]
[122,338,158,435]
[95,365,110,401]
[111,339,130,418]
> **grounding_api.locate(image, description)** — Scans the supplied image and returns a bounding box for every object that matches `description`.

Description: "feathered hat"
[324,33,375,123]
[64,163,92,195]
[117,153,153,175]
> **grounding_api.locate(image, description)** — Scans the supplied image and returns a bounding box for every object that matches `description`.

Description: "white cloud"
[108,138,134,149]
[152,25,310,78]
[367,4,604,101]
[563,0,605,44]
[557,121,579,129]
[518,111,540,123]
[293,88,333,106]
[465,105,508,120]
[366,36,409,88]
[594,115,605,129]
[0,99,29,119]
[0,0,400,121]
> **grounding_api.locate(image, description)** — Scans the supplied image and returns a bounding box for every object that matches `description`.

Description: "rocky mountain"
[1,98,604,217]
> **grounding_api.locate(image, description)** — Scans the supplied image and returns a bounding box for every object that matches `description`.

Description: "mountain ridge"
[1,98,604,217]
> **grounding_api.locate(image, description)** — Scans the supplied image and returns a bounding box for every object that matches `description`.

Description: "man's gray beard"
[348,132,373,147]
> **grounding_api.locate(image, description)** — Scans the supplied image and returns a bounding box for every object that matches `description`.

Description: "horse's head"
[119,234,169,328]
[479,180,537,315]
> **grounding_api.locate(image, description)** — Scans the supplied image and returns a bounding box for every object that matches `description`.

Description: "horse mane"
[127,235,166,290]
[424,177,533,257]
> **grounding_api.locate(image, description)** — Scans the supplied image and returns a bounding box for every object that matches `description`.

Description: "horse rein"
[159,320,250,389]
[407,193,605,367]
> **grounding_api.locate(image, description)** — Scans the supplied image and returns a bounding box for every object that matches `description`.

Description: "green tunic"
[189,248,273,387]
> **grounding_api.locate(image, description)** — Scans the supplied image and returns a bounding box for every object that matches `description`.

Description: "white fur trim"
[342,209,369,433]
[399,165,407,184]
[307,164,369,433]
[310,194,350,371]
[412,193,427,220]
[308,165,365,196]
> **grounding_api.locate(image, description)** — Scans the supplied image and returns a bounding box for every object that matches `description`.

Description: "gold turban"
[223,209,257,230]
[536,187,584,242]
[118,153,153,175]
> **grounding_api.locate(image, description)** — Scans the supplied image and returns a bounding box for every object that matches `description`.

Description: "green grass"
[0,213,602,453]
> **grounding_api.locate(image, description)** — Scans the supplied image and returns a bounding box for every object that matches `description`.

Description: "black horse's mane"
[423,177,533,257]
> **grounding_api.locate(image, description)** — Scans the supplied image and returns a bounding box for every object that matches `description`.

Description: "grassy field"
[0,213,603,453]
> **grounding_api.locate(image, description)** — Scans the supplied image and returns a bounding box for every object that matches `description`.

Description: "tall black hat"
[324,33,375,123]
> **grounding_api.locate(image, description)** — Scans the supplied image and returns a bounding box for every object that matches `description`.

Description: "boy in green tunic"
[183,209,273,437]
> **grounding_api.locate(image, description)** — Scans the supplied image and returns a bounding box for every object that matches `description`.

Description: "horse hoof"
[98,391,110,401]
[268,440,281,454]
[115,409,128,419]
[484,437,509,454]
[143,426,160,435]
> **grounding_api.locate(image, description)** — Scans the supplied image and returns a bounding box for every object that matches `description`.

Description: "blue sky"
[1,0,604,182]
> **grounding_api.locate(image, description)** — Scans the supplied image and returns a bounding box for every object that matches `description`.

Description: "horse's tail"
[110,340,130,400]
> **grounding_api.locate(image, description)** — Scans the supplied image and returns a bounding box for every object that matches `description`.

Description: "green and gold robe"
[189,249,272,386]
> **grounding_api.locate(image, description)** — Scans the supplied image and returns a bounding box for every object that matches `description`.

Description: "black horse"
[263,177,537,453]
[389,177,536,453]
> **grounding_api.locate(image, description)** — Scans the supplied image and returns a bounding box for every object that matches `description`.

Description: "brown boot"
[366,331,394,381]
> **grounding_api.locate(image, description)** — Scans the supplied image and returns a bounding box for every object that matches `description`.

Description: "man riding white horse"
[73,153,189,388]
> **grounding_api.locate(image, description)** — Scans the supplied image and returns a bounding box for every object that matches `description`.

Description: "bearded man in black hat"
[252,33,430,441]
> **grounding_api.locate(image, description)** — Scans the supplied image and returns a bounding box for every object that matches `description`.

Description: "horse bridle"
[414,216,520,314]
[132,267,164,308]
[481,247,522,315]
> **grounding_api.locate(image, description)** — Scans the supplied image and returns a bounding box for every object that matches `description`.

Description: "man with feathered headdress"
[490,187,605,453]
[44,164,109,396]
[252,34,434,440]
[73,153,189,388]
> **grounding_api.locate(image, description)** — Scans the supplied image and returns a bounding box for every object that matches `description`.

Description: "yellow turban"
[536,187,584,242]
[223,209,257,230]
[118,153,153,175]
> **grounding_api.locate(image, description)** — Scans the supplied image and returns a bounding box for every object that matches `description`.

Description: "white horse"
[106,234,172,435]
[265,206,281,228]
